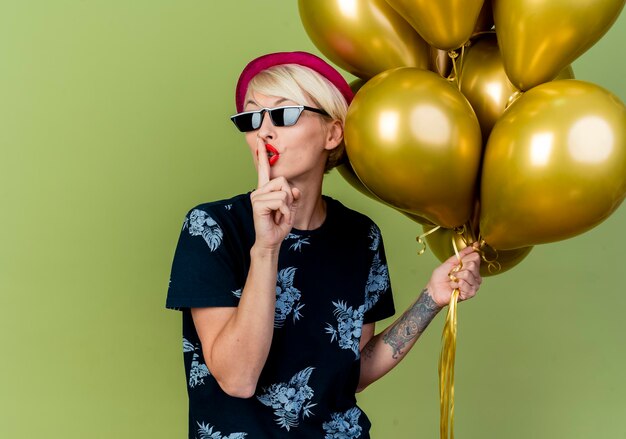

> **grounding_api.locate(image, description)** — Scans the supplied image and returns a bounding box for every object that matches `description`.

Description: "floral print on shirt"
[257,367,317,431]
[368,225,381,252]
[325,301,365,359]
[364,252,389,312]
[184,209,223,251]
[196,421,247,439]
[284,233,311,252]
[322,407,363,439]
[274,267,305,327]
[183,337,210,389]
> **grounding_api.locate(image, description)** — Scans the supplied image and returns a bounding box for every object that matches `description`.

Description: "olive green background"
[1,2,624,438]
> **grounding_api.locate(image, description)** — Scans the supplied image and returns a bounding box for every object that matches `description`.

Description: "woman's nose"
[257,110,276,140]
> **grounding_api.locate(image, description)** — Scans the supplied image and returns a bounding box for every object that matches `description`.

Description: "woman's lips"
[265,144,280,166]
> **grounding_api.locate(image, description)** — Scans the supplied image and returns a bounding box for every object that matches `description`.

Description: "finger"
[458,244,478,258]
[442,244,477,266]
[459,287,478,301]
[252,187,293,210]
[454,270,478,288]
[288,187,301,225]
[461,251,482,264]
[253,197,292,215]
[291,187,301,201]
[256,137,271,188]
[461,260,481,277]
[274,210,283,225]
[278,203,293,225]
[461,258,482,284]
[450,278,476,296]
[254,177,294,206]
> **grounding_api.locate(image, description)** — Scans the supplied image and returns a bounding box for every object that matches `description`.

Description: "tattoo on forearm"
[362,337,376,360]
[383,289,440,359]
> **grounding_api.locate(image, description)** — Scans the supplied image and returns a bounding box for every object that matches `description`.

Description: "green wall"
[1,2,624,437]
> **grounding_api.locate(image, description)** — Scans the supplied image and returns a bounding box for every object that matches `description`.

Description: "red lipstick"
[265,144,279,166]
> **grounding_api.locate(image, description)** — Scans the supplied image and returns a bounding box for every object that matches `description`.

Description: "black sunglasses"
[230,105,330,132]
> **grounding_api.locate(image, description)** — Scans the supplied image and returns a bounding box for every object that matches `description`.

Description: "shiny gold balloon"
[298,0,430,79]
[345,81,435,225]
[472,0,494,36]
[460,34,513,140]
[460,34,575,140]
[429,47,453,78]
[423,226,533,277]
[336,161,377,201]
[494,0,625,90]
[385,0,485,50]
[402,211,435,226]
[480,80,626,250]
[345,68,482,228]
[337,161,434,225]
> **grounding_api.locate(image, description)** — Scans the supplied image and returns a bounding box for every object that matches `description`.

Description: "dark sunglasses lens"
[250,111,262,130]
[269,107,302,127]
[233,107,306,131]
[232,111,262,132]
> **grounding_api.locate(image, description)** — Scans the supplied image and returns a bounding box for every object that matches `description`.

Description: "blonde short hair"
[245,64,349,172]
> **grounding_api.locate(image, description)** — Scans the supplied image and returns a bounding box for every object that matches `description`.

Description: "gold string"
[446,43,469,91]
[482,249,502,274]
[476,237,501,274]
[453,224,467,242]
[416,225,442,255]
[456,44,467,90]
[439,237,462,439]
[447,50,459,89]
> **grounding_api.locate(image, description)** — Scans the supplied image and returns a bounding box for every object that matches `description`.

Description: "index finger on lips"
[256,137,270,188]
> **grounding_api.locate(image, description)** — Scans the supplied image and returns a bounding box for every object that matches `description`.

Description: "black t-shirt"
[166,193,395,438]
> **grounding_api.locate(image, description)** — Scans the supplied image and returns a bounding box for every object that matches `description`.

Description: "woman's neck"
[291,178,326,231]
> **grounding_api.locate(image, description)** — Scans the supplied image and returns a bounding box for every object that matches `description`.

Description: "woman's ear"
[324,119,344,151]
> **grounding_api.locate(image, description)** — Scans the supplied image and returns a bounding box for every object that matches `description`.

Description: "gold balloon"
[337,160,434,226]
[480,80,626,250]
[460,34,513,140]
[494,0,625,90]
[298,0,429,79]
[344,68,482,228]
[472,0,494,36]
[345,80,435,227]
[402,211,435,226]
[345,81,435,226]
[423,226,533,277]
[336,161,377,201]
[385,0,485,50]
[429,47,453,78]
[460,34,574,140]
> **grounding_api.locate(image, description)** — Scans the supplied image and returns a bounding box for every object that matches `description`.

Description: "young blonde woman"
[167,51,481,439]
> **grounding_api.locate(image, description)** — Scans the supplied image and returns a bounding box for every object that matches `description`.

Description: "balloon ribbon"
[439,237,462,439]
[416,225,441,255]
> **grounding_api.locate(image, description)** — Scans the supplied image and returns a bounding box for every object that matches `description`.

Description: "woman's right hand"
[250,138,301,251]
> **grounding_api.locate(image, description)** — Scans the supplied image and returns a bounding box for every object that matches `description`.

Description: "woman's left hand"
[426,244,482,308]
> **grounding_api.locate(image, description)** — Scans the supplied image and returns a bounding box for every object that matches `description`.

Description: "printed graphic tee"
[166,193,395,439]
